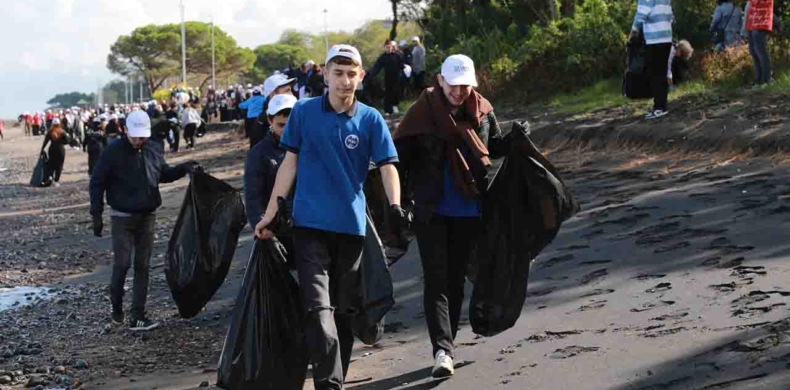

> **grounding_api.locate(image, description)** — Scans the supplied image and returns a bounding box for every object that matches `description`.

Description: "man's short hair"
[327,56,360,68]
[267,108,293,121]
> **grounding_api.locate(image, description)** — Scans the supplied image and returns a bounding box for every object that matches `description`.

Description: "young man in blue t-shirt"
[255,44,409,390]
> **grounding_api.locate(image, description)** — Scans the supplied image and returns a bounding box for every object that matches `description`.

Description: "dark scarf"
[394,84,494,199]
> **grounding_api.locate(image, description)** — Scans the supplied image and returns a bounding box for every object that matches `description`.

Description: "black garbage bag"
[623,40,652,99]
[216,240,308,390]
[166,171,247,318]
[29,152,51,187]
[352,214,395,345]
[470,122,580,337]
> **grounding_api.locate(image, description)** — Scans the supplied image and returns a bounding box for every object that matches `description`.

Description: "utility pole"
[180,0,187,85]
[139,76,144,102]
[124,79,129,104]
[323,9,329,53]
[211,16,216,90]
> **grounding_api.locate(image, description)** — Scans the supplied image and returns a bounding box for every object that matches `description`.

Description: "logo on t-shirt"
[345,134,359,150]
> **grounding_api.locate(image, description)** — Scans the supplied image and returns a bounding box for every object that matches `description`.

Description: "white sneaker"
[645,109,668,120]
[431,350,454,378]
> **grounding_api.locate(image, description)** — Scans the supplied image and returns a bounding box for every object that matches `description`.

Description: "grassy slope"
[532,70,790,116]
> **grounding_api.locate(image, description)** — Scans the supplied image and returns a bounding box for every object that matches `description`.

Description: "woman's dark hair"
[105,120,119,135]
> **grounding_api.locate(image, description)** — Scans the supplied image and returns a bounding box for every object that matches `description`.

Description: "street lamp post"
[323,9,329,53]
[211,16,216,91]
[180,0,187,85]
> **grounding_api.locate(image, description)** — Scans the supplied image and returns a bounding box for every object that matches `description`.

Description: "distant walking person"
[411,37,426,91]
[90,111,200,331]
[630,0,674,119]
[711,0,743,51]
[181,103,202,149]
[370,40,406,115]
[41,119,71,187]
[742,0,775,86]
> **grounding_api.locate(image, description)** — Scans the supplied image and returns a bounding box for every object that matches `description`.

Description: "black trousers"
[415,215,481,358]
[87,147,102,176]
[646,43,672,111]
[170,128,180,152]
[110,214,155,320]
[383,77,400,114]
[184,123,197,148]
[47,145,65,183]
[294,227,364,390]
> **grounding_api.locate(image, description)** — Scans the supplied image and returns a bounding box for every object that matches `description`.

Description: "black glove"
[389,204,412,250]
[92,214,103,237]
[183,161,202,174]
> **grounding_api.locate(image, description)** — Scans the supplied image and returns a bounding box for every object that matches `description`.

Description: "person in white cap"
[244,93,297,247]
[369,40,406,115]
[90,110,200,331]
[393,54,507,379]
[254,44,410,390]
[411,36,426,90]
[258,74,297,132]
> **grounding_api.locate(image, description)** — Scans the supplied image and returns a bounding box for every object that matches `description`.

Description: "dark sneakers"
[111,307,125,325]
[129,317,160,331]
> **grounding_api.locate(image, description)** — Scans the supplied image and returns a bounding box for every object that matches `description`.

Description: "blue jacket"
[244,132,286,228]
[239,95,265,119]
[90,137,189,215]
[632,0,674,45]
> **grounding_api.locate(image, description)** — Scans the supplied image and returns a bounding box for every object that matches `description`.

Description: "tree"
[163,22,255,90]
[107,24,181,94]
[390,0,401,40]
[46,92,96,108]
[249,44,308,77]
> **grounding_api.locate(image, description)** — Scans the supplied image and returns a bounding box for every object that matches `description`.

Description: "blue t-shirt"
[280,95,398,236]
[434,144,481,217]
[239,95,265,119]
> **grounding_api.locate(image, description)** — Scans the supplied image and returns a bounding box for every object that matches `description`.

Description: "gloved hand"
[389,204,413,250]
[92,213,103,237]
[183,161,202,174]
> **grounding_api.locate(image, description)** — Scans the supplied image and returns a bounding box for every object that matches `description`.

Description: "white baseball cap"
[412,36,420,43]
[441,54,478,87]
[108,114,118,121]
[51,118,60,125]
[252,86,262,95]
[266,94,298,116]
[126,111,151,137]
[263,74,296,96]
[325,44,363,67]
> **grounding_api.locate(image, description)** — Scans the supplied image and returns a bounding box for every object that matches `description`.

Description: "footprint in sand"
[548,346,599,359]
[649,310,690,322]
[582,289,615,298]
[633,274,666,281]
[709,280,754,293]
[577,299,607,312]
[645,283,672,293]
[539,254,575,270]
[716,257,745,269]
[731,266,767,278]
[630,300,676,313]
[654,241,691,254]
[580,269,608,285]
[580,260,613,266]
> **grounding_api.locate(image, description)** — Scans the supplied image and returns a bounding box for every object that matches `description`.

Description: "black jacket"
[243,132,286,229]
[370,52,405,83]
[395,109,507,223]
[90,137,189,215]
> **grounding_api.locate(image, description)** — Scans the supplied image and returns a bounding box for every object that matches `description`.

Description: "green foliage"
[249,44,308,80]
[108,23,253,92]
[46,92,96,108]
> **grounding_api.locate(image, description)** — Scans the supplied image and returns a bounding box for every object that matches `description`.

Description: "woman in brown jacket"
[41,119,71,186]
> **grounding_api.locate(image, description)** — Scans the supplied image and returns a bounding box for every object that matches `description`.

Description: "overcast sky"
[0,0,392,118]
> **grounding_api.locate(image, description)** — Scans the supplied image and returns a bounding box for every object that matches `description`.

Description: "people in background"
[370,40,406,116]
[668,40,694,88]
[711,0,743,51]
[630,0,674,119]
[742,0,775,86]
[411,37,427,91]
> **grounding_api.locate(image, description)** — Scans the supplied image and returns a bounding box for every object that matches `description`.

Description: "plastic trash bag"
[352,215,395,345]
[216,239,308,390]
[166,171,247,318]
[29,152,51,187]
[470,122,579,337]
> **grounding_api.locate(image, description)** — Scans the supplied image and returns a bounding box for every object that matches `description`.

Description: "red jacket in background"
[33,114,41,126]
[746,0,774,31]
